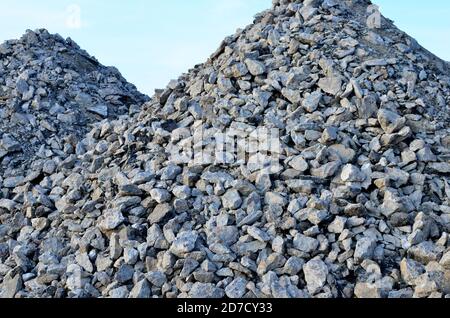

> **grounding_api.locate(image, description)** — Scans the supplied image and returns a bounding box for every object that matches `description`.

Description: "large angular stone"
[303,259,329,295]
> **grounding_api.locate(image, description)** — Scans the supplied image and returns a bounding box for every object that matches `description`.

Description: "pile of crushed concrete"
[0,28,148,175]
[1,0,449,298]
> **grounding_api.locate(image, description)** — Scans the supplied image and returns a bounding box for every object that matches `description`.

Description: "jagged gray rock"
[1,0,449,299]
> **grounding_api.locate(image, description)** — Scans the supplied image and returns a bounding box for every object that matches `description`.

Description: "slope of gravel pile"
[1,0,450,298]
[0,29,149,176]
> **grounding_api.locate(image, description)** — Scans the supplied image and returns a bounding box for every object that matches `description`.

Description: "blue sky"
[0,0,449,95]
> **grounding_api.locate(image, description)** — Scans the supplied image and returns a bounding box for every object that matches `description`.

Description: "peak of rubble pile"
[1,1,449,299]
[0,29,149,174]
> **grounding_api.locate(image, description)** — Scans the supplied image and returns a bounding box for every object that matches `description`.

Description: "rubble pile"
[0,28,148,174]
[1,0,449,298]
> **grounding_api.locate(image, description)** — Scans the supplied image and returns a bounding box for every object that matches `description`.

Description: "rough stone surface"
[0,29,148,174]
[1,0,450,299]
[303,259,329,295]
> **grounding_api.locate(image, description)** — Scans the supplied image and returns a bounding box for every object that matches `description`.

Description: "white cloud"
[65,4,83,29]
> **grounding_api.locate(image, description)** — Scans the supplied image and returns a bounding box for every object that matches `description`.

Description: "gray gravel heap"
[1,0,450,298]
[0,29,149,174]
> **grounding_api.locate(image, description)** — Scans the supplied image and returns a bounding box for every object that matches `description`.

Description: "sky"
[0,0,449,96]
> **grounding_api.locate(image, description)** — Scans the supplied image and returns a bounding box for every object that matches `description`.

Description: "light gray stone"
[130,279,151,298]
[293,234,319,253]
[98,209,125,231]
[354,237,377,263]
[170,231,199,257]
[148,203,172,224]
[245,59,266,76]
[225,277,248,298]
[222,189,242,210]
[303,259,329,295]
